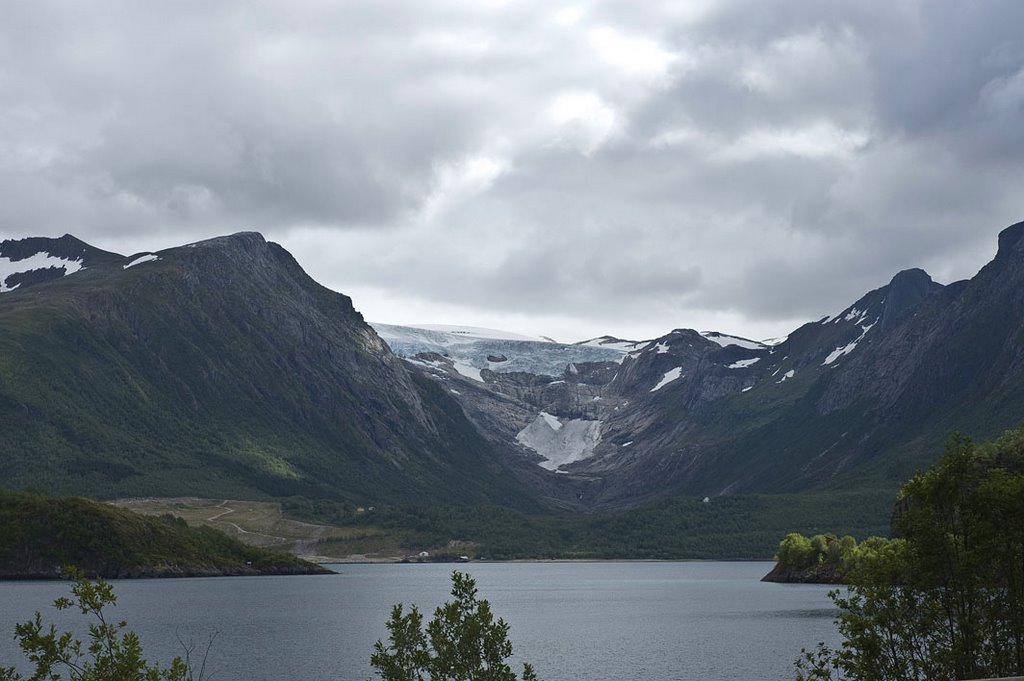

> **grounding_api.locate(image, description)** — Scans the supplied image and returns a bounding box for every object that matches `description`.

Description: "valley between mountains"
[3,223,1024,559]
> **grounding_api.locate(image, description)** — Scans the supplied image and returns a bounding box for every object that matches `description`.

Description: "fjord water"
[0,562,840,681]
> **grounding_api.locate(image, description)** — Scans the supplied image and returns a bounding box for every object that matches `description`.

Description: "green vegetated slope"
[0,234,534,509]
[0,491,329,578]
[285,487,893,560]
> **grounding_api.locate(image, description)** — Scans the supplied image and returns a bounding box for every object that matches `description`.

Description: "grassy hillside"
[0,491,330,578]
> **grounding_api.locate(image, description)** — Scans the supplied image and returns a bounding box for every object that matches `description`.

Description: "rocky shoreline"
[760,561,846,584]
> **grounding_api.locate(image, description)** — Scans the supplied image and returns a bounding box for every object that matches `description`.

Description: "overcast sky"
[3,1,1023,342]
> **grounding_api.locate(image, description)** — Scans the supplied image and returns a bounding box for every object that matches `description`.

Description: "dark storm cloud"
[1,1,1022,340]
[0,1,497,235]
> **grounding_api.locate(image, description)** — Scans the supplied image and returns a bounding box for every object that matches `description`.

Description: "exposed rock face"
[760,562,847,584]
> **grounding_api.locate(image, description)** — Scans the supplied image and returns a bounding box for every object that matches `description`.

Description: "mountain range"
[0,233,532,507]
[3,223,1024,515]
[371,223,1024,509]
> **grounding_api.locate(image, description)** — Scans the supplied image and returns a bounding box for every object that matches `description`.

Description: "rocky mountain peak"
[173,232,279,276]
[187,231,268,252]
[886,267,932,289]
[167,231,345,303]
[879,267,942,328]
[996,221,1024,260]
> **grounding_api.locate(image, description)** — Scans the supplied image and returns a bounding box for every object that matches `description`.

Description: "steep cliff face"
[0,233,533,508]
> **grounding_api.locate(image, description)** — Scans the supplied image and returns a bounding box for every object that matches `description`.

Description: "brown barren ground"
[109,497,404,563]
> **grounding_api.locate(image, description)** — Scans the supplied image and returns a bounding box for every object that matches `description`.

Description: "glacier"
[371,323,630,377]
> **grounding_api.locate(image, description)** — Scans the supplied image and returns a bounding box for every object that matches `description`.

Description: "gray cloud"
[1,1,1022,341]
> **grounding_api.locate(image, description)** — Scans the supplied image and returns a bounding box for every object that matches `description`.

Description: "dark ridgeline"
[1,223,1024,519]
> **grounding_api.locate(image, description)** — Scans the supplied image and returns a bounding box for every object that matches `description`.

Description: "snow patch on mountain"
[776,369,796,383]
[406,356,447,372]
[728,358,761,369]
[451,360,483,382]
[701,331,766,350]
[822,320,877,366]
[123,254,160,269]
[540,411,563,431]
[828,306,873,326]
[0,251,84,292]
[576,336,647,352]
[824,343,857,366]
[516,413,602,471]
[651,367,683,392]
[761,335,789,346]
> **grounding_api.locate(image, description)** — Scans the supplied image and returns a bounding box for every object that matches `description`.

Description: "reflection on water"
[0,561,841,681]
[723,607,839,621]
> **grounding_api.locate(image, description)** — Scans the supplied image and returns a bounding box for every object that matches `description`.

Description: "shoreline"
[1,557,780,580]
[317,556,776,565]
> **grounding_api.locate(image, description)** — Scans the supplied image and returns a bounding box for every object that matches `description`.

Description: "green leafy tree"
[371,571,539,681]
[0,568,193,681]
[837,536,857,564]
[795,430,1024,681]
[776,532,815,570]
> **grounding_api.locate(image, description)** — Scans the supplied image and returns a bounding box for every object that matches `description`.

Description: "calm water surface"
[0,562,841,681]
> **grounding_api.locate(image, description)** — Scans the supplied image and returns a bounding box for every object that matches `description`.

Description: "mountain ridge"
[0,231,537,509]
[375,222,1024,507]
[3,224,1024,515]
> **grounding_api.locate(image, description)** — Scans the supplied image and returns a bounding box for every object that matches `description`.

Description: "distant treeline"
[283,488,894,561]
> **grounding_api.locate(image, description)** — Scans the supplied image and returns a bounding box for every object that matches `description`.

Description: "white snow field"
[515,412,602,470]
